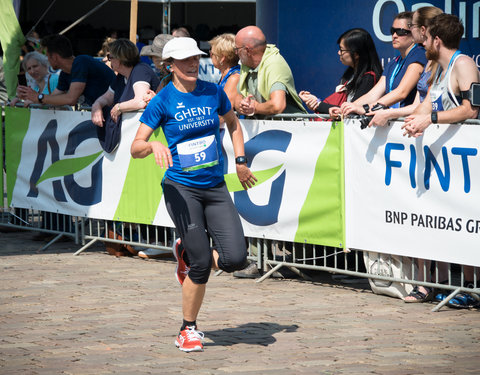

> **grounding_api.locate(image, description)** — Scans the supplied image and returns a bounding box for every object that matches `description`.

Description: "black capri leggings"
[162,177,248,284]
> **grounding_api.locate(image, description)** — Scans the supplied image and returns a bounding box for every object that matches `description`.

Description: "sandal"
[448,293,479,309]
[104,229,138,256]
[404,286,433,303]
[435,293,448,302]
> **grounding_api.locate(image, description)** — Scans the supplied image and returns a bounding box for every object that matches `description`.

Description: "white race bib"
[177,135,219,171]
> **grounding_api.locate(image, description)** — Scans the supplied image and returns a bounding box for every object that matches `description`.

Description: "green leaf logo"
[225,164,283,192]
[36,152,103,185]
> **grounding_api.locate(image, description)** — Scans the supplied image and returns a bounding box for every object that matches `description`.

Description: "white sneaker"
[137,248,170,259]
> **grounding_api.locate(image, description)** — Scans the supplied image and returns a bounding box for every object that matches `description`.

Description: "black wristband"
[362,104,370,114]
[431,111,438,124]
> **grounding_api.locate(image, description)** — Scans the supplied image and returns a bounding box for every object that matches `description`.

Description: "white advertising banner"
[345,119,480,267]
[6,108,344,247]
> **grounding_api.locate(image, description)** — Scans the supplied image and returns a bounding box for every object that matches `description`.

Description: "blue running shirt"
[140,80,231,188]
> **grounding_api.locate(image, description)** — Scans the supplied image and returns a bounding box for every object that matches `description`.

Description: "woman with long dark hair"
[340,11,427,116]
[299,28,383,115]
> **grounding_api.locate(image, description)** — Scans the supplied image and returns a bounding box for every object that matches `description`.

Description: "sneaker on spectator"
[175,325,204,352]
[233,261,261,279]
[233,260,294,279]
[137,248,170,259]
[173,238,189,285]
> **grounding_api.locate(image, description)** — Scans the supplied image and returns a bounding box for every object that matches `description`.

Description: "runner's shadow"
[203,322,298,347]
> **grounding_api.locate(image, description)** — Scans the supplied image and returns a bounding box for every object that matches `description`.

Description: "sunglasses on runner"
[390,27,411,36]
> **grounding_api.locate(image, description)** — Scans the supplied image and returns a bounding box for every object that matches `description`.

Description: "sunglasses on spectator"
[390,27,411,36]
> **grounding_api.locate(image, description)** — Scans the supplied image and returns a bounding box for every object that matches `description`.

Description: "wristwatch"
[38,93,45,104]
[235,156,247,164]
[362,104,370,114]
[431,111,438,124]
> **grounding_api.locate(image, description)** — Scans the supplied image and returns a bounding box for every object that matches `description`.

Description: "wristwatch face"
[38,94,44,103]
[235,156,247,164]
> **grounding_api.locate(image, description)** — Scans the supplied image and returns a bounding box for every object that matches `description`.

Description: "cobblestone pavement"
[1,229,479,375]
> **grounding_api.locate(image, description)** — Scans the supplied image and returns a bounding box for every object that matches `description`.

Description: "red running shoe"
[172,238,190,285]
[175,325,204,352]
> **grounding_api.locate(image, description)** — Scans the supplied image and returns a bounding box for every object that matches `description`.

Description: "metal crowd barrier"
[0,208,79,250]
[259,241,479,312]
[75,219,174,256]
[257,113,480,312]
[76,217,261,271]
[1,105,478,312]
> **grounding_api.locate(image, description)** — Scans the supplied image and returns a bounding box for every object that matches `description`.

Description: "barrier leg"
[37,234,65,252]
[285,265,312,281]
[257,238,263,270]
[74,238,98,256]
[431,287,461,312]
[74,217,79,245]
[256,263,283,283]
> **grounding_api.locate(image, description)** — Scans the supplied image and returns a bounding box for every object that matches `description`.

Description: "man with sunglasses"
[403,13,479,137]
[18,34,114,107]
[233,25,306,118]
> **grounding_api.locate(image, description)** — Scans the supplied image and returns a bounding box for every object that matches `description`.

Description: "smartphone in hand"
[17,74,27,87]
